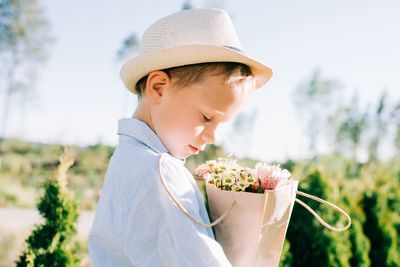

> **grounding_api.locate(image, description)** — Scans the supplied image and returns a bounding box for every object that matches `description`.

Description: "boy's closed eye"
[202,112,233,125]
[202,113,212,122]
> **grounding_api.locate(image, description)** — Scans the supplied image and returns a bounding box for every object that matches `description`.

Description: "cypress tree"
[16,147,80,266]
[286,169,351,267]
[279,240,293,267]
[361,190,400,266]
[347,200,370,267]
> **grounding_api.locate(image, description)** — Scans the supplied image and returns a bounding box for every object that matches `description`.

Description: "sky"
[4,0,400,162]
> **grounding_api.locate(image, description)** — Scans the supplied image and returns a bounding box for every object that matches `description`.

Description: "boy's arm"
[122,157,232,267]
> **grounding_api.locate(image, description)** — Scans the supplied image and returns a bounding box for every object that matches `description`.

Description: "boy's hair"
[135,62,255,99]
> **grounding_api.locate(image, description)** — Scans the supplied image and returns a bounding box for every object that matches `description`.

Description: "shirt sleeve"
[122,154,232,267]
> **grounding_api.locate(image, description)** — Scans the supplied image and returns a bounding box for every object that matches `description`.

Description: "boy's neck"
[132,102,154,131]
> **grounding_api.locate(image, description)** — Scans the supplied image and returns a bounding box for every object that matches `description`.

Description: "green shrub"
[361,190,400,266]
[16,148,81,267]
[287,169,351,267]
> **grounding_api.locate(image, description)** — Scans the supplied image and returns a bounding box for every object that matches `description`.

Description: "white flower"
[200,156,290,192]
[221,172,235,186]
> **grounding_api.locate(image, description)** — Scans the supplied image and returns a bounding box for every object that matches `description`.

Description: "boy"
[88,8,272,267]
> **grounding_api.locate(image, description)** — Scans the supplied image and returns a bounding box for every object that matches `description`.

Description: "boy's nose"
[201,128,216,144]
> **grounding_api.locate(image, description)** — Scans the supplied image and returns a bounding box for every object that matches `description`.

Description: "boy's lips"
[188,145,199,154]
[189,145,204,154]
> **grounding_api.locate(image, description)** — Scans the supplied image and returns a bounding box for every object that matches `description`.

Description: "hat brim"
[119,44,273,94]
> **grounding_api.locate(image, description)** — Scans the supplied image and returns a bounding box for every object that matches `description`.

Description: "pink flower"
[254,164,291,191]
[195,160,218,177]
[195,163,211,176]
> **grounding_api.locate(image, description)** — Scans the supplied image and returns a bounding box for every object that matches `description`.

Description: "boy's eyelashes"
[202,113,211,122]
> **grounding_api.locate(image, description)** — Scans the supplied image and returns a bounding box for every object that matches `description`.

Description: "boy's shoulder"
[111,139,161,178]
[113,117,168,171]
[105,117,195,193]
[111,140,189,183]
[108,145,196,208]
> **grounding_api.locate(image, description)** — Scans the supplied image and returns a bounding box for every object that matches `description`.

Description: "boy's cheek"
[193,125,205,136]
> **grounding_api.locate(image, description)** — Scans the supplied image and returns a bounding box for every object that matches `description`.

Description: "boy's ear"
[144,71,171,104]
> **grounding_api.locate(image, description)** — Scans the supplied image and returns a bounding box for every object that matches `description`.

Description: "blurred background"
[0,0,399,266]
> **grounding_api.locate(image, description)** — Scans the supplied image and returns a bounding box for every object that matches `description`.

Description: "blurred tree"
[367,91,390,162]
[335,92,369,161]
[395,125,400,153]
[16,147,80,266]
[279,240,292,267]
[361,189,400,266]
[390,101,400,154]
[115,33,139,62]
[286,169,351,267]
[342,193,371,267]
[385,162,400,266]
[223,109,258,158]
[182,0,194,10]
[292,69,342,156]
[0,0,53,152]
[359,164,400,267]
[348,214,371,267]
[281,159,296,173]
[115,32,140,115]
[115,0,200,64]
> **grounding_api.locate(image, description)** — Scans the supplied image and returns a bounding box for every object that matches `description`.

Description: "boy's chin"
[170,147,198,160]
[168,150,187,160]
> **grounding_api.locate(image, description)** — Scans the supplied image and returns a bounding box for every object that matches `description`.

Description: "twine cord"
[159,154,234,227]
[295,191,352,232]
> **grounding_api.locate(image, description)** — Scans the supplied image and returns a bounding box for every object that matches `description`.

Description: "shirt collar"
[117,118,186,164]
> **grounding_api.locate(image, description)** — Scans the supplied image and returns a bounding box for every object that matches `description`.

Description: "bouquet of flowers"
[195,156,351,267]
[195,157,291,192]
[195,156,298,267]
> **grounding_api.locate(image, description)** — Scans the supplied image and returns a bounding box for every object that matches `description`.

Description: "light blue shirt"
[88,118,231,267]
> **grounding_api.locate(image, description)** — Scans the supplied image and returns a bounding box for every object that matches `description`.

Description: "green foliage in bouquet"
[16,148,80,267]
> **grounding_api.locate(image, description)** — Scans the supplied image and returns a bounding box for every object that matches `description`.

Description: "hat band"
[222,45,243,53]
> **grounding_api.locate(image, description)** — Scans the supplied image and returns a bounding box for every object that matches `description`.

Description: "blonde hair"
[135,62,255,98]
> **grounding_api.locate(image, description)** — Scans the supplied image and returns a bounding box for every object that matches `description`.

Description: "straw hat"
[120,8,273,94]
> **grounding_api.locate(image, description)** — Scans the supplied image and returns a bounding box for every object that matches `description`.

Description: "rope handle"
[295,191,352,232]
[159,155,235,227]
